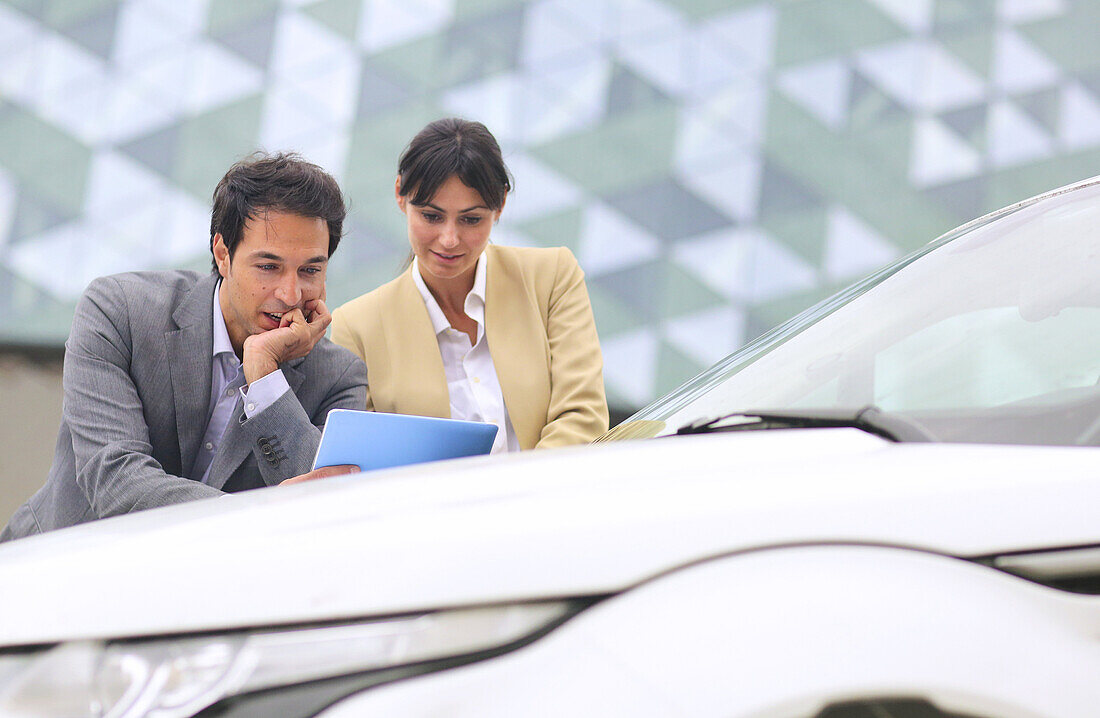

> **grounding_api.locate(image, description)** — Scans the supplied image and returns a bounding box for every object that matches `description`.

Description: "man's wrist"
[240,369,291,418]
[242,354,279,385]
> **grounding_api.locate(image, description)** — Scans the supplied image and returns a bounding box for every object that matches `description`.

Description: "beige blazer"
[331,245,609,449]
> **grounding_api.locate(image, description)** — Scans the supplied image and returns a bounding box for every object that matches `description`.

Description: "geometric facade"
[2,0,1100,409]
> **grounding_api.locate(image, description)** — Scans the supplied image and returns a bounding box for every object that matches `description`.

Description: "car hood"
[1,428,1098,645]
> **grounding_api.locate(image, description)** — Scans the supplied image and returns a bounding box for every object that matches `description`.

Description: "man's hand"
[243,298,332,384]
[280,464,360,486]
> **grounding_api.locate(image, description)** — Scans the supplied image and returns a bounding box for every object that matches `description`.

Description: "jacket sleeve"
[537,248,610,448]
[64,277,224,518]
[233,350,368,486]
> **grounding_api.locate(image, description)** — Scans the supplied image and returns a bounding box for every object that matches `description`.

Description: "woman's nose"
[439,223,460,248]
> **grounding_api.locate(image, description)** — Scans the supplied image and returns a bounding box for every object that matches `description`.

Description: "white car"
[2,177,1100,718]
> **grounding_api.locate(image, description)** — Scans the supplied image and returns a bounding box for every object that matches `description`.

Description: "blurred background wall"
[3,0,1100,515]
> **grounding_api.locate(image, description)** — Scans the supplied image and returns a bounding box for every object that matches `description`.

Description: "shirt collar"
[412,252,488,336]
[211,280,235,359]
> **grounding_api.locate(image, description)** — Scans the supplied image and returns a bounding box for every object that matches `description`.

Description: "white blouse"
[411,254,520,454]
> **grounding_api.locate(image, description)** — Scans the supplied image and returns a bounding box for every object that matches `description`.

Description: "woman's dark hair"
[209,151,346,272]
[398,118,512,210]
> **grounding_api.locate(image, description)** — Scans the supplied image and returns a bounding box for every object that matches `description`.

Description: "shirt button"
[226,388,235,397]
[205,442,214,451]
[246,403,256,412]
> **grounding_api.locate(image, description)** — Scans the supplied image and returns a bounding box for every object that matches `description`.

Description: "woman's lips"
[432,250,462,263]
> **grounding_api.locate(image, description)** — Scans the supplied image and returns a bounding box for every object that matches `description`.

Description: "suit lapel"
[385,270,450,417]
[166,275,217,478]
[281,360,306,396]
[204,400,248,491]
[485,247,541,449]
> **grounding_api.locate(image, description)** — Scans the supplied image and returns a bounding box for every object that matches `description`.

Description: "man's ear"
[395,176,407,214]
[212,234,231,279]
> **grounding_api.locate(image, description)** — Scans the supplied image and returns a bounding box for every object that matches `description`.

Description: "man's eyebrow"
[424,202,489,213]
[249,251,328,264]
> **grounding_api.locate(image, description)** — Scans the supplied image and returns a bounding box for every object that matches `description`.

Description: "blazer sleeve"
[63,277,224,518]
[227,349,368,488]
[537,248,610,448]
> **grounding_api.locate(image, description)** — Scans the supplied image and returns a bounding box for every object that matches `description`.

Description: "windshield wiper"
[676,406,937,443]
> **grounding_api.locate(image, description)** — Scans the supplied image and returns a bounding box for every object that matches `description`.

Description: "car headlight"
[0,601,577,717]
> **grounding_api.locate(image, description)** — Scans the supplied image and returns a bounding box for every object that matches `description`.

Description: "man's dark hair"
[398,118,512,210]
[209,151,346,272]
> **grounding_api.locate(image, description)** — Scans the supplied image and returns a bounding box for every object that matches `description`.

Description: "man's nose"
[274,274,302,307]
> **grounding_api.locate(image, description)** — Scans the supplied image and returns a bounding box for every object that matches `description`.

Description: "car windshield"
[603,178,1100,447]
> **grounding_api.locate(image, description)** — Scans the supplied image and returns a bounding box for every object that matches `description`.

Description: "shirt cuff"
[240,369,290,418]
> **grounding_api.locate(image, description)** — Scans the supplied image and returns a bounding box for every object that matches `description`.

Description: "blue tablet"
[312,409,499,472]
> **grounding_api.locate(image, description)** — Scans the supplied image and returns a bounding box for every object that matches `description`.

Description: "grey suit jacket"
[1,270,367,541]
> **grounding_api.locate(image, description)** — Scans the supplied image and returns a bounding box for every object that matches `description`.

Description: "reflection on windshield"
[621,178,1100,447]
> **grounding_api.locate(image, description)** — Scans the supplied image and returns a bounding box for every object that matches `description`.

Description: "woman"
[331,118,608,452]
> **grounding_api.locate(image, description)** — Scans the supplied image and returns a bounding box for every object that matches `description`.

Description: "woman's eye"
[461,216,482,225]
[421,213,441,223]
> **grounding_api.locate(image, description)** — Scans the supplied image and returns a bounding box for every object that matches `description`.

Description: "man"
[1,152,367,541]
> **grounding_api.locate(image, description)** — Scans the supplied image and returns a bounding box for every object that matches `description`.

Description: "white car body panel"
[1,427,1098,646]
[320,545,1100,718]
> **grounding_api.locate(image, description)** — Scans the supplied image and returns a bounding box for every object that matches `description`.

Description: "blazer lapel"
[485,247,543,449]
[383,270,450,418]
[166,274,217,478]
[281,359,306,396]
[204,400,249,491]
